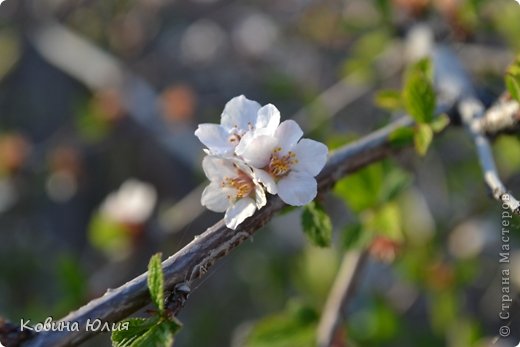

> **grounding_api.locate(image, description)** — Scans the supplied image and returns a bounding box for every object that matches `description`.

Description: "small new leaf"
[375,90,402,111]
[414,123,433,156]
[430,114,450,133]
[388,127,415,149]
[148,253,164,312]
[506,56,520,102]
[342,223,365,250]
[301,202,332,247]
[112,318,156,347]
[403,59,436,124]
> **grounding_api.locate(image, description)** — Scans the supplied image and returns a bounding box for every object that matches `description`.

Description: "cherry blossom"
[194,95,280,156]
[236,120,328,206]
[201,156,266,229]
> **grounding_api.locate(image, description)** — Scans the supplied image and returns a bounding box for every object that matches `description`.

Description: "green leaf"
[334,163,384,212]
[369,203,403,241]
[506,74,520,102]
[430,114,450,133]
[128,322,175,347]
[374,90,402,110]
[403,58,436,123]
[148,253,164,312]
[414,123,433,156]
[342,223,367,250]
[301,202,332,247]
[88,213,132,257]
[379,168,411,203]
[244,302,318,347]
[111,318,156,347]
[388,127,415,149]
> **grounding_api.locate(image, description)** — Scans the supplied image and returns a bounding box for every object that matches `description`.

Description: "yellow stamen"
[267,149,297,177]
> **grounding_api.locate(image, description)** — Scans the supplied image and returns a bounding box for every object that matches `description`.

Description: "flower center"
[267,147,298,177]
[223,171,254,199]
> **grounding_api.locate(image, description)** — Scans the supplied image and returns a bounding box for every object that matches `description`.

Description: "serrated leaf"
[414,123,433,156]
[430,114,450,133]
[148,253,164,312]
[111,318,156,347]
[129,322,175,347]
[375,90,402,110]
[301,202,332,247]
[388,127,415,148]
[403,59,436,123]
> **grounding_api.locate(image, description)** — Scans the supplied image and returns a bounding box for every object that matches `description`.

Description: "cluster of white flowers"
[195,95,328,229]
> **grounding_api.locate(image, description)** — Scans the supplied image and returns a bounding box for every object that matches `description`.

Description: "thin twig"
[316,250,369,347]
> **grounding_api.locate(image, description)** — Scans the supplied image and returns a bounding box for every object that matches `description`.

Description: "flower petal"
[195,124,233,154]
[292,138,328,176]
[275,120,303,151]
[277,171,317,206]
[256,104,280,134]
[202,156,237,181]
[254,182,267,209]
[253,168,277,195]
[201,182,230,212]
[224,197,257,229]
[237,135,277,168]
[221,95,261,130]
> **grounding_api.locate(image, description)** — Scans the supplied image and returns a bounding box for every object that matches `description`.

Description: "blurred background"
[1,0,520,346]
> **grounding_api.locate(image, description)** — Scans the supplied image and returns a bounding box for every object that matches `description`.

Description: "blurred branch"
[459,97,520,214]
[432,45,520,214]
[29,20,201,168]
[316,250,368,347]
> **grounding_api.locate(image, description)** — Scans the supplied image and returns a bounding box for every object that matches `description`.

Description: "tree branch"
[22,113,414,347]
[316,250,369,347]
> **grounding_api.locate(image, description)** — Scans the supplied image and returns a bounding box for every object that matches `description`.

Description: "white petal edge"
[292,138,328,176]
[225,197,257,229]
[253,168,277,195]
[277,171,317,206]
[195,124,234,155]
[254,182,267,209]
[221,95,261,130]
[202,156,237,182]
[275,120,303,152]
[201,182,231,213]
[256,104,280,134]
[238,135,277,168]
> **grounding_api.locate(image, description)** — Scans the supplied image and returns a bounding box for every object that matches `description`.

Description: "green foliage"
[301,202,332,247]
[429,114,450,133]
[342,223,368,250]
[244,301,318,347]
[375,90,402,111]
[403,58,435,124]
[414,123,434,156]
[54,255,87,316]
[88,213,132,258]
[148,253,165,312]
[389,127,415,148]
[334,161,410,213]
[111,253,182,347]
[348,299,400,343]
[341,30,390,82]
[505,56,520,102]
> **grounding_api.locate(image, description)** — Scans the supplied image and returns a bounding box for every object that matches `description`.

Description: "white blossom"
[100,179,157,225]
[201,156,266,229]
[236,120,328,206]
[194,95,280,156]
